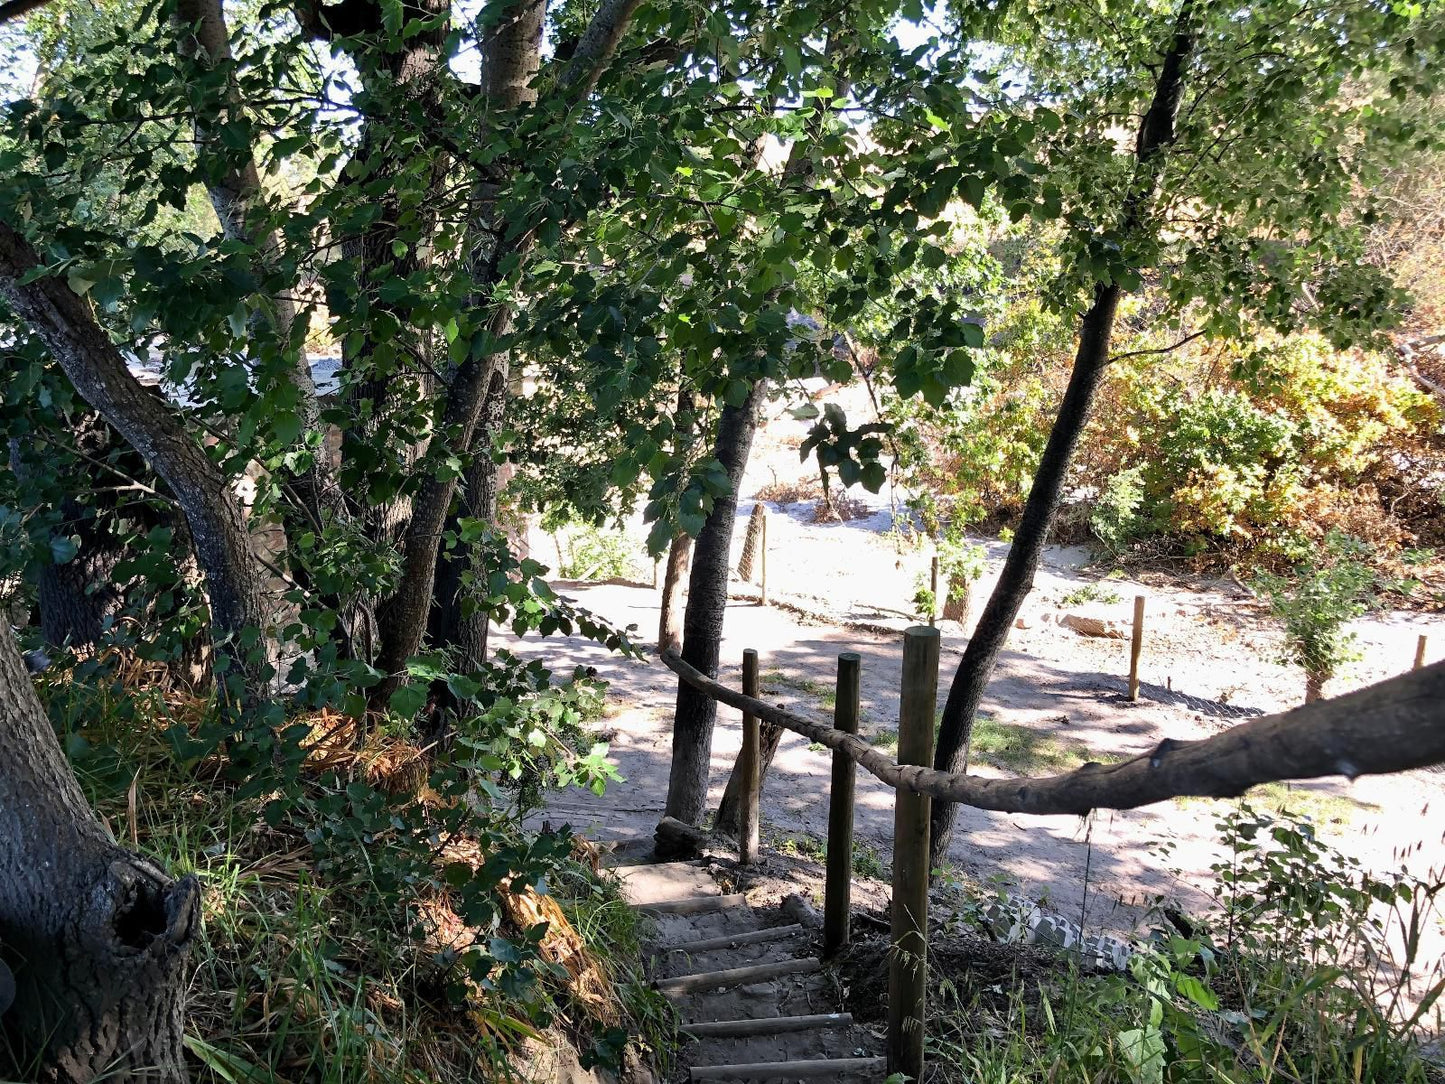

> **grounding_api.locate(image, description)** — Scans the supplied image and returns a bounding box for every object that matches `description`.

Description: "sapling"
[1256,532,1377,702]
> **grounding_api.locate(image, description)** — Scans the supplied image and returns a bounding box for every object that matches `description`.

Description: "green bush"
[1254,532,1376,698]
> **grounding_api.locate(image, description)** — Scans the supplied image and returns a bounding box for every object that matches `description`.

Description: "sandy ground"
[506,387,1445,1024]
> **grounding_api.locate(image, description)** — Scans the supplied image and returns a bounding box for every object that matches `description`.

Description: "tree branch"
[0,0,50,25]
[661,647,1445,816]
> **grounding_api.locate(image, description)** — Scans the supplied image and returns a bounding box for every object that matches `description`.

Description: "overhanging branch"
[660,648,1445,816]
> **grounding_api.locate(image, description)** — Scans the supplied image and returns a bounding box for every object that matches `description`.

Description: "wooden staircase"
[614,858,885,1083]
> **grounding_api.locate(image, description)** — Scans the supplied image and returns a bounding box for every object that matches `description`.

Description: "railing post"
[738,649,761,865]
[929,555,939,627]
[1415,634,1428,671]
[888,626,939,1082]
[823,652,861,959]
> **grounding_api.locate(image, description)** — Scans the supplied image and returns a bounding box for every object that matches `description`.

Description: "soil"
[508,383,1445,1035]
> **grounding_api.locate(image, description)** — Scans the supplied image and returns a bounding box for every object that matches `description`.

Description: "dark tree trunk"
[35,499,124,651]
[0,223,269,703]
[658,532,691,653]
[0,632,200,1083]
[714,721,782,838]
[430,361,510,673]
[664,383,765,825]
[928,6,1199,866]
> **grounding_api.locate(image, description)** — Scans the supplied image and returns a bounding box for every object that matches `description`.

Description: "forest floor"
[506,386,1445,1030]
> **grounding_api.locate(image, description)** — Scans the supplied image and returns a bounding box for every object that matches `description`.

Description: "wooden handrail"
[660,648,1445,816]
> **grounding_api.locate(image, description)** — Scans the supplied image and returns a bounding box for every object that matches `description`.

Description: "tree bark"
[0,222,269,702]
[928,6,1199,865]
[429,360,510,674]
[658,531,691,653]
[663,383,765,824]
[714,721,782,838]
[0,631,200,1083]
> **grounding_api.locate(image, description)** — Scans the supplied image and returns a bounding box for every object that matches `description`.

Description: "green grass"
[762,669,837,713]
[1174,781,1378,827]
[969,715,1119,775]
[871,713,1115,776]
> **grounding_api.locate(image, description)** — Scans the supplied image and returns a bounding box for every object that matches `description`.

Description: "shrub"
[1254,531,1377,700]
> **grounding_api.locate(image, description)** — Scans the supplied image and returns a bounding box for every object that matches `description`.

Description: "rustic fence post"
[738,649,761,865]
[1416,634,1428,671]
[1128,595,1146,702]
[824,652,861,959]
[888,626,940,1082]
[928,556,939,627]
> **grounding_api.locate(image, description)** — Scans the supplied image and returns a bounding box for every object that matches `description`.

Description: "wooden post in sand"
[1415,634,1428,672]
[1128,595,1146,702]
[738,649,761,865]
[929,556,939,627]
[887,627,939,1082]
[823,652,861,959]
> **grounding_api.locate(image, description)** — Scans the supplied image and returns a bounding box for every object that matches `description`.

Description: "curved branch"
[660,648,1445,816]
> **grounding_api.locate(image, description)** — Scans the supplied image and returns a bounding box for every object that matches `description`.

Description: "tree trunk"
[172,0,342,531]
[1305,671,1326,703]
[664,383,765,825]
[736,502,765,582]
[658,532,691,653]
[0,222,269,703]
[928,6,1199,866]
[0,632,200,1083]
[430,360,510,674]
[714,721,782,839]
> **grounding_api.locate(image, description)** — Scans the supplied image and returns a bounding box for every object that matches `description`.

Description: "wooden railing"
[662,632,1445,1081]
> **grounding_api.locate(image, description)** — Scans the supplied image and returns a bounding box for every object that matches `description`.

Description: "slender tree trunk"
[1305,671,1326,703]
[430,361,510,673]
[0,632,200,1083]
[664,383,765,824]
[658,532,691,653]
[658,384,698,652]
[0,222,269,702]
[714,721,782,838]
[172,0,342,530]
[928,6,1199,866]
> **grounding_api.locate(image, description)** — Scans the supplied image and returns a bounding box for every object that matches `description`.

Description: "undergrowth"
[38,656,672,1084]
[845,806,1445,1084]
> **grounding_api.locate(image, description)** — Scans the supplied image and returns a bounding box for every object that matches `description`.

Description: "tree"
[927,0,1440,864]
[0,628,200,1083]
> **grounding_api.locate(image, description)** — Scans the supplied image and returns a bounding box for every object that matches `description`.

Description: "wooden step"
[655,957,821,996]
[657,924,804,955]
[683,1012,853,1039]
[689,1055,886,1080]
[636,893,747,916]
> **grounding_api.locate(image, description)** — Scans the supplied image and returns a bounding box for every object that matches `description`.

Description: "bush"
[1254,531,1377,700]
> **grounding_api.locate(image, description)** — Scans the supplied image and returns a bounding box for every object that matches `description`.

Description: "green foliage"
[922,808,1443,1083]
[1255,533,1377,684]
[549,522,641,582]
[1060,583,1123,607]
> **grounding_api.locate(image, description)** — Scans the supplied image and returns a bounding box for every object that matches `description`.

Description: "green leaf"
[389,683,427,718]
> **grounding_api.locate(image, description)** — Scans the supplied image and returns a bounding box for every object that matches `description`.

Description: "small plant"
[1060,582,1124,607]
[549,522,640,581]
[1255,531,1377,701]
[1090,464,1147,554]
